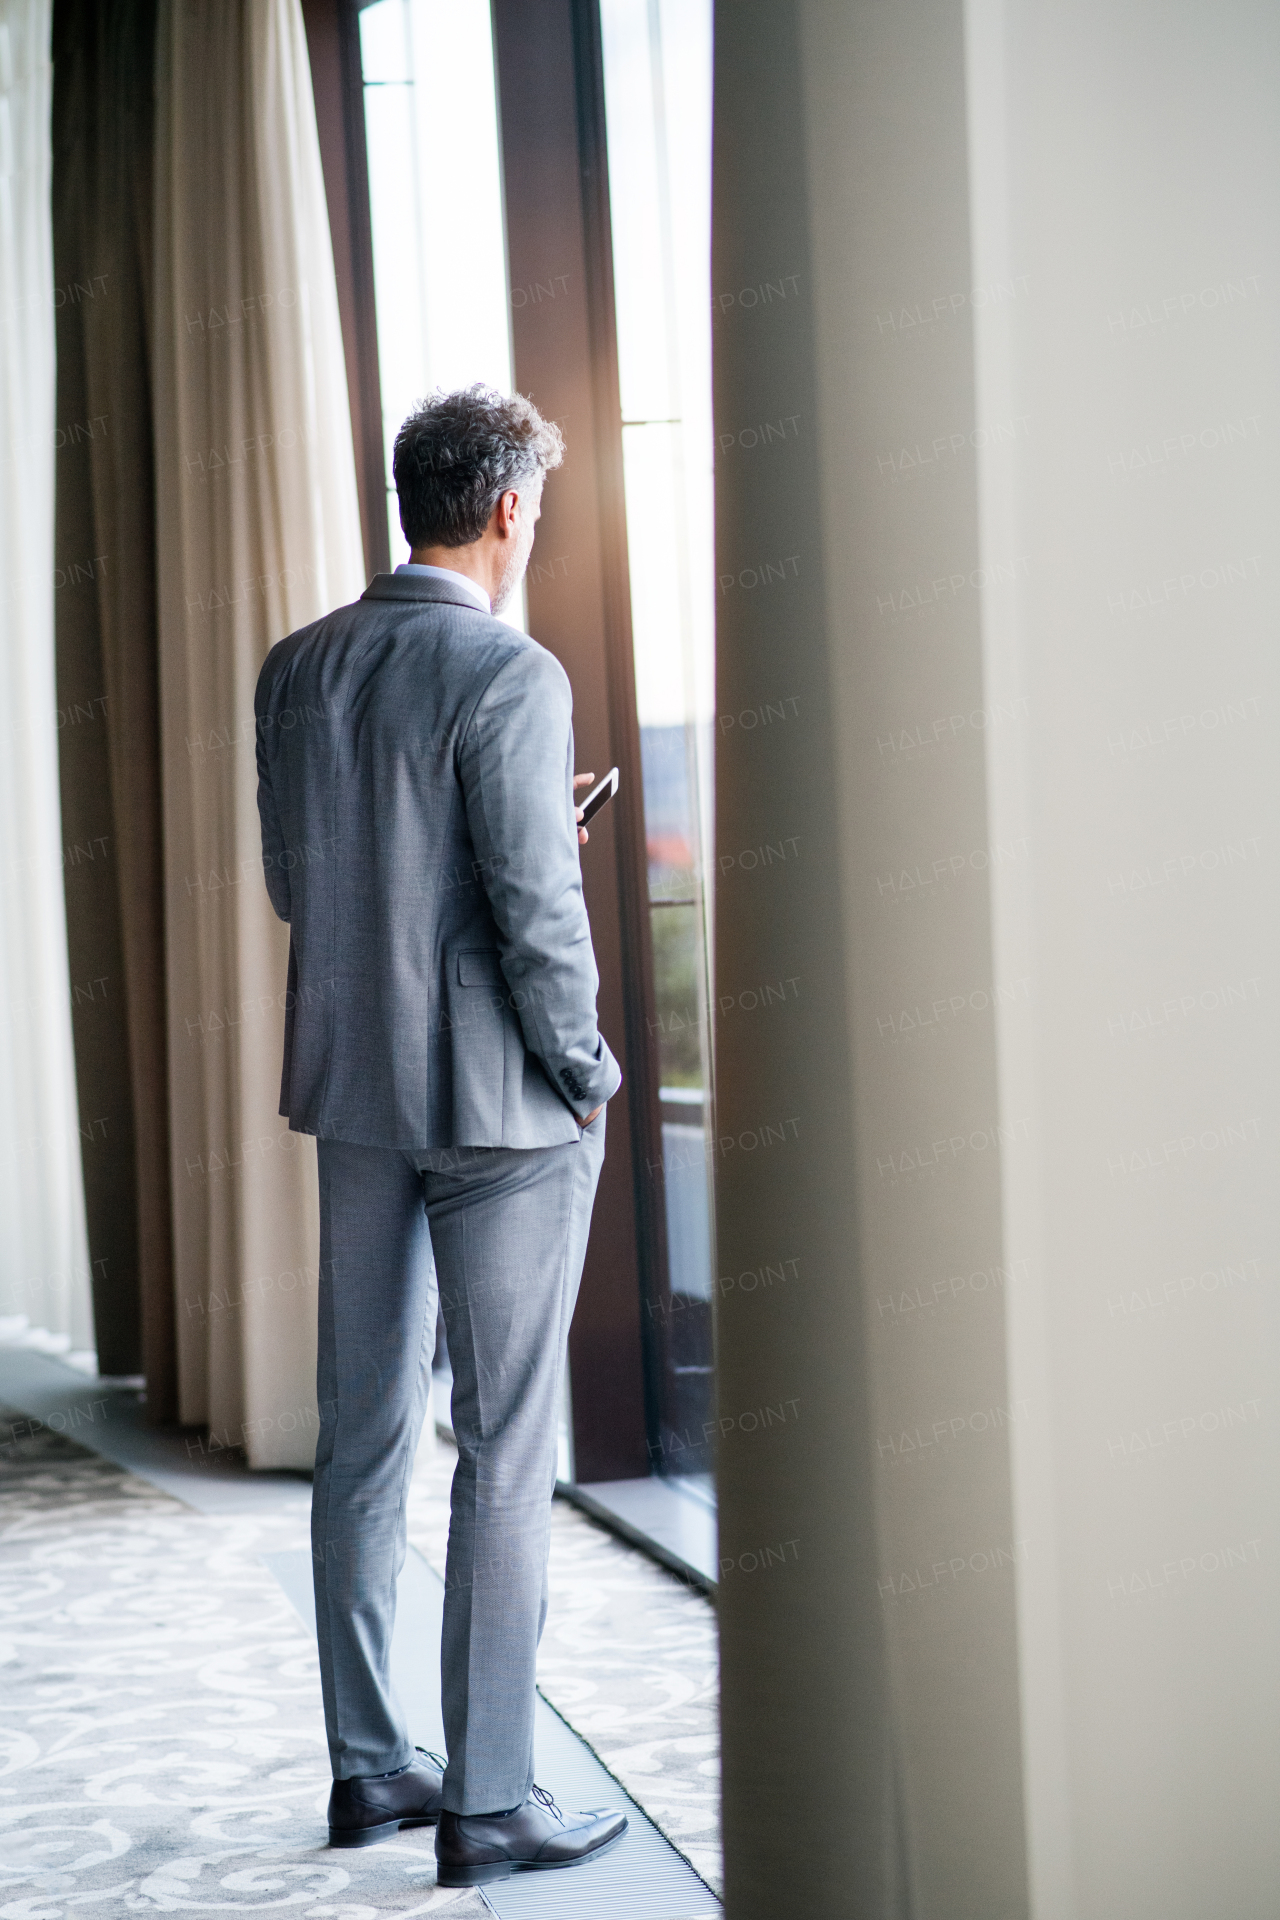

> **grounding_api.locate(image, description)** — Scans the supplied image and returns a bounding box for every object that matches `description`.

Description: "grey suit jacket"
[254,571,621,1148]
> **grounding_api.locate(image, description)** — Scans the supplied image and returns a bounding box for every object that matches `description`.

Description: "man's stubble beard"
[492,523,536,614]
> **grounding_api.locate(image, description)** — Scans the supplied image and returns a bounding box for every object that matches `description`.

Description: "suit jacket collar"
[360,572,491,613]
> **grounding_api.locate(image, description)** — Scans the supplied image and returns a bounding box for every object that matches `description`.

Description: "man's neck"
[410,544,495,602]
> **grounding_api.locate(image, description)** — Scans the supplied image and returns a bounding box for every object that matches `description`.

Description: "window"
[600,0,717,1484]
[350,0,718,1567]
[358,0,525,626]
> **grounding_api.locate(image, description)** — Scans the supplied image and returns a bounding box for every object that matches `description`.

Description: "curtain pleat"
[152,0,365,1466]
[0,0,95,1360]
[50,0,176,1400]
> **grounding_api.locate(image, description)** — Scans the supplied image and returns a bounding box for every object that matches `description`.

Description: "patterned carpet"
[0,1410,486,1917]
[0,1401,722,1914]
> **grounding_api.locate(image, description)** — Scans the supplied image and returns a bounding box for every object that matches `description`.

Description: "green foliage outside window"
[649,902,703,1088]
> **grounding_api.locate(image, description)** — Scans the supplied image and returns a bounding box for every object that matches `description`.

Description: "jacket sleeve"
[458,643,621,1120]
[254,658,291,923]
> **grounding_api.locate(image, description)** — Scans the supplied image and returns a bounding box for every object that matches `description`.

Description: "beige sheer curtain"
[152,0,364,1466]
[0,0,95,1360]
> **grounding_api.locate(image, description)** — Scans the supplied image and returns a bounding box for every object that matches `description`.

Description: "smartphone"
[578,766,620,825]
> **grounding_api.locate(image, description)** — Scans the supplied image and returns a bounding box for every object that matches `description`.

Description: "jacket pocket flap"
[457,948,504,987]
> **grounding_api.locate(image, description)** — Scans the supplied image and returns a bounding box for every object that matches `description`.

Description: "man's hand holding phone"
[573,767,619,843]
[572,769,618,1125]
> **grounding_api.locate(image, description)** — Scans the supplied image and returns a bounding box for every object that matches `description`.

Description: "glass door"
[350,0,718,1544]
[356,0,567,1458]
[599,0,717,1487]
[358,0,527,628]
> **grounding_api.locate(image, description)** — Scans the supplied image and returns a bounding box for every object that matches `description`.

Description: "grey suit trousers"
[311,1113,605,1813]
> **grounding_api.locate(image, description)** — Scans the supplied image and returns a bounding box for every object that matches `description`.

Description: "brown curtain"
[49,0,364,1443]
[51,0,176,1410]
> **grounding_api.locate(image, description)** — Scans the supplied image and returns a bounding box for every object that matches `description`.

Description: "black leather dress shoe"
[327,1749,446,1847]
[435,1785,627,1886]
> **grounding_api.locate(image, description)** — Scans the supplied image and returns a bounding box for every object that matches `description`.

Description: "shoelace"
[530,1783,567,1825]
[417,1752,563,1824]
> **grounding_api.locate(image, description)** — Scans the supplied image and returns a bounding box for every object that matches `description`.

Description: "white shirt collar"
[395,562,491,613]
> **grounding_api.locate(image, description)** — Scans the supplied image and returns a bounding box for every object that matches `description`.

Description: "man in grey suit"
[255,386,627,1887]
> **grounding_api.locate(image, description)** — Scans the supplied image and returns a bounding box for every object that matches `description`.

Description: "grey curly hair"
[392,384,565,549]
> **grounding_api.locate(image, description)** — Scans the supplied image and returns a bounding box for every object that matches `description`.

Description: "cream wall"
[967,2,1280,1914]
[713,1,1279,1915]
[714,1,1027,1912]
[800,0,1029,1911]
